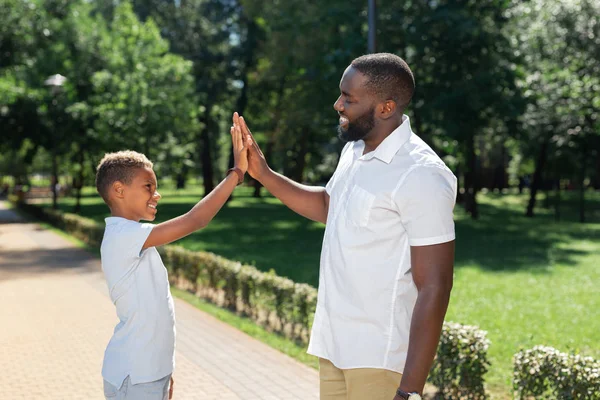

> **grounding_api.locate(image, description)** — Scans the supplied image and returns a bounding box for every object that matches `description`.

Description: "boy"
[95,114,249,400]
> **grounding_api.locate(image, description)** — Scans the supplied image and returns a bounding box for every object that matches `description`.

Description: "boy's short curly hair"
[95,150,153,204]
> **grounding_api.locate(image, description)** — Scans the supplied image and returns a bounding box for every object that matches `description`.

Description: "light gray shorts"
[103,374,171,400]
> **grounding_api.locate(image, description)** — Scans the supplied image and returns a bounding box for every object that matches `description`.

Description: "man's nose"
[333,96,343,112]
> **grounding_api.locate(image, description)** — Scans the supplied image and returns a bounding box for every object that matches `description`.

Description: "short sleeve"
[121,222,154,259]
[393,166,457,247]
[326,143,353,195]
[101,220,155,294]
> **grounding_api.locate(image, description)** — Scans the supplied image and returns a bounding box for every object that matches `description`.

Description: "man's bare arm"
[237,114,329,224]
[258,169,329,224]
[395,241,455,397]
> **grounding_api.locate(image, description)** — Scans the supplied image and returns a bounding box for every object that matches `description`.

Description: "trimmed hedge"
[14,200,491,396]
[513,346,600,399]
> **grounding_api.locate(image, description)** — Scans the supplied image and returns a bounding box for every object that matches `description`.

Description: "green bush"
[513,346,600,399]
[429,321,491,399]
[15,200,492,395]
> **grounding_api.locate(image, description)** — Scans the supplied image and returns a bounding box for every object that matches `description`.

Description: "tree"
[89,2,198,170]
[130,0,239,194]
[512,0,600,221]
[379,0,524,219]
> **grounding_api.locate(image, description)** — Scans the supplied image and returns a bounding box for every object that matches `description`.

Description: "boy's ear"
[112,181,125,199]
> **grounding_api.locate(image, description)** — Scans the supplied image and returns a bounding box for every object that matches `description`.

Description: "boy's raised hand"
[235,114,269,181]
[231,112,250,173]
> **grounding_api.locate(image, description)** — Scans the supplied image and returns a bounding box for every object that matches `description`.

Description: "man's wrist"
[253,165,272,183]
[396,388,422,400]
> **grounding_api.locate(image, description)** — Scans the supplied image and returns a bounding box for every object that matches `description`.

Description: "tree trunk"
[227,19,259,201]
[200,106,215,195]
[290,131,309,183]
[74,152,85,214]
[494,142,507,192]
[176,164,188,189]
[51,151,58,209]
[579,143,587,223]
[526,139,549,217]
[593,150,600,189]
[455,165,463,204]
[253,74,287,198]
[464,136,478,219]
[554,179,561,222]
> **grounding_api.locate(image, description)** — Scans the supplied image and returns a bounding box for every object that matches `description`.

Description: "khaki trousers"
[319,358,402,400]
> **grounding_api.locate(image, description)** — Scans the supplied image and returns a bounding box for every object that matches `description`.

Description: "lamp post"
[368,0,377,53]
[44,74,67,210]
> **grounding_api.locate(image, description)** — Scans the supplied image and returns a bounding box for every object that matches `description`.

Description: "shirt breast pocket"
[345,185,376,228]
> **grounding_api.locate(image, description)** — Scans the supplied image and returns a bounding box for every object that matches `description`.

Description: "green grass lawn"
[44,186,600,398]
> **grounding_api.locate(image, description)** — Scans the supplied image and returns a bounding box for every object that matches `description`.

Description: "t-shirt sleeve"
[101,221,155,294]
[393,166,457,247]
[326,143,352,195]
[120,222,155,260]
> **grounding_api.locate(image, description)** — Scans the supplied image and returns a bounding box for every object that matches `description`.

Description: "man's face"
[122,166,161,222]
[333,66,377,142]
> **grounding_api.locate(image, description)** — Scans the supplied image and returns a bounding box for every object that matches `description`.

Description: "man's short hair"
[351,53,415,110]
[95,150,153,204]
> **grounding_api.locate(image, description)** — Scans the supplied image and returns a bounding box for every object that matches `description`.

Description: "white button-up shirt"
[307,116,457,373]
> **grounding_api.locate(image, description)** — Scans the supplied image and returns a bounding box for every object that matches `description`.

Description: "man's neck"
[362,118,403,154]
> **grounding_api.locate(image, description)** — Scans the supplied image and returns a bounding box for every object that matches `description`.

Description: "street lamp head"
[44,74,67,95]
[44,74,67,87]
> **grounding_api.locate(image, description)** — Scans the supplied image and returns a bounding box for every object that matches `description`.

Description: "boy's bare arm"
[237,115,330,224]
[143,115,249,249]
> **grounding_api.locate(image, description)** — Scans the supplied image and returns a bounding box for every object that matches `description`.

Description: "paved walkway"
[0,202,319,399]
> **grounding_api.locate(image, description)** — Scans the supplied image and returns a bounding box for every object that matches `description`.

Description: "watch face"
[408,394,422,400]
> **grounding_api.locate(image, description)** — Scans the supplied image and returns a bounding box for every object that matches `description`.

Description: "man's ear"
[112,181,125,199]
[377,100,397,120]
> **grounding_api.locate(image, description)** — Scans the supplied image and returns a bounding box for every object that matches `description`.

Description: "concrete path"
[0,202,319,399]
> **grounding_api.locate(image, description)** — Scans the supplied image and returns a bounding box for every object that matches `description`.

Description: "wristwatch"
[396,389,422,400]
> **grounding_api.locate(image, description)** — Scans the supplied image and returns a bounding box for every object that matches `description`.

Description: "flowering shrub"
[513,346,600,399]
[429,322,491,399]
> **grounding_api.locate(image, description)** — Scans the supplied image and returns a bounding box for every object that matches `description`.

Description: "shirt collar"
[352,115,412,164]
[105,216,130,226]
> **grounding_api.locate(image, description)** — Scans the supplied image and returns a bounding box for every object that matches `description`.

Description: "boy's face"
[119,166,161,222]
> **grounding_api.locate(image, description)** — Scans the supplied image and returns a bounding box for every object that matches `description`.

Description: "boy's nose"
[154,191,161,200]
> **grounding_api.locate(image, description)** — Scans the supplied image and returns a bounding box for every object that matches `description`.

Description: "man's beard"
[337,107,376,142]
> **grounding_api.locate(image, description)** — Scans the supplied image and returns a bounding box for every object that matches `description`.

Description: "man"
[235,53,456,400]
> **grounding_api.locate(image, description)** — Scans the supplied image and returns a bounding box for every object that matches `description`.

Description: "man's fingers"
[239,116,262,153]
[239,116,254,143]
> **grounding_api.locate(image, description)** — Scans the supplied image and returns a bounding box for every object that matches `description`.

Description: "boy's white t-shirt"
[100,217,176,388]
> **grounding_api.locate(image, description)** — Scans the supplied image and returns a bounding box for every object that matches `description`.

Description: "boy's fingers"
[231,126,240,151]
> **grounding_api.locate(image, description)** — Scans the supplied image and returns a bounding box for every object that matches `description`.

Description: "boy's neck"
[109,207,139,222]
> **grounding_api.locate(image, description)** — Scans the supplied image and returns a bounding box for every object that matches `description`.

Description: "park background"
[1,0,599,398]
